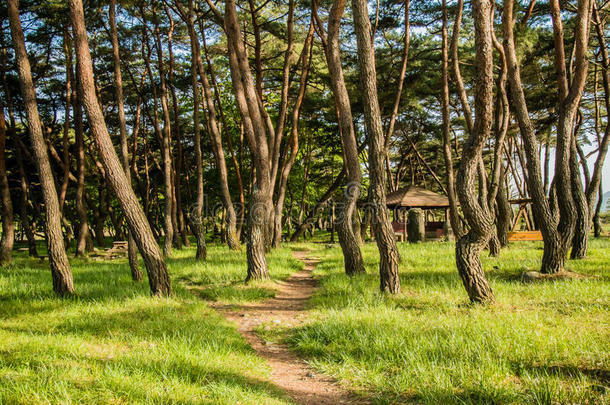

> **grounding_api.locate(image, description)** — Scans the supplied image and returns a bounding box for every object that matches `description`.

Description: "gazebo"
[385,186,453,241]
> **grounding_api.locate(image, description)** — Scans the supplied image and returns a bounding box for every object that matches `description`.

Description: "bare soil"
[210,250,369,405]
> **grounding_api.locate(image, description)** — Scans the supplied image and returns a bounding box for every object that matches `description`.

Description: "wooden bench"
[509,231,543,241]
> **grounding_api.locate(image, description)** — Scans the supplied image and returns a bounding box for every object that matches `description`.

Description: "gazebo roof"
[386,186,451,209]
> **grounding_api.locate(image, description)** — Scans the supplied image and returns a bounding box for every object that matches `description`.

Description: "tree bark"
[180,0,207,259]
[197,23,240,251]
[109,0,142,281]
[441,0,464,239]
[221,0,272,280]
[502,0,590,274]
[352,0,400,292]
[313,0,366,275]
[150,7,175,257]
[70,0,171,296]
[8,0,74,295]
[0,100,14,265]
[454,0,495,304]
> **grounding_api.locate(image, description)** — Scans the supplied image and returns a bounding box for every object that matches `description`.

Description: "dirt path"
[210,251,368,405]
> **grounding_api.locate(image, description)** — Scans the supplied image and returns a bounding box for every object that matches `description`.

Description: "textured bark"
[495,181,512,247]
[570,138,589,259]
[454,0,495,304]
[313,0,365,275]
[0,100,14,265]
[222,0,272,280]
[352,0,400,293]
[502,0,590,274]
[8,0,74,295]
[110,0,142,281]
[548,0,586,262]
[593,184,603,237]
[441,0,464,239]
[70,0,171,296]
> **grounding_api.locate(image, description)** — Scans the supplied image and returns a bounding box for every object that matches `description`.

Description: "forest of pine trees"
[0,0,608,303]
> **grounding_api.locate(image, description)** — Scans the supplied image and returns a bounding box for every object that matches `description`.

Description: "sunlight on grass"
[280,239,610,404]
[0,243,298,404]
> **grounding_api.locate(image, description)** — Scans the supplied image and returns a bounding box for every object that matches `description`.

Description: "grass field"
[0,237,608,404]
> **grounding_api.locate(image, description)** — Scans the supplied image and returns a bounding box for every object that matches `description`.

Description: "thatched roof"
[386,186,451,209]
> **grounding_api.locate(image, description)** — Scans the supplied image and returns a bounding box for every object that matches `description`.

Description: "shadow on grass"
[187,280,278,303]
[514,362,610,385]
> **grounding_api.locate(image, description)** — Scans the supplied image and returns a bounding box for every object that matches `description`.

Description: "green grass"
[271,239,610,404]
[1,238,608,404]
[0,243,301,404]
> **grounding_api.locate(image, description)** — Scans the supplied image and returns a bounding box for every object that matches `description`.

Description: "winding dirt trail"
[210,251,368,405]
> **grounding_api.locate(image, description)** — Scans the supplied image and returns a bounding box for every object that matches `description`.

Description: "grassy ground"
[270,238,610,404]
[0,237,608,404]
[0,243,301,404]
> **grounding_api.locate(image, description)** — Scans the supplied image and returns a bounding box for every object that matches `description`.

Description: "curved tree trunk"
[352,0,400,292]
[316,0,365,275]
[441,0,464,239]
[223,0,272,280]
[454,0,495,304]
[70,0,171,296]
[9,0,74,295]
[503,0,591,274]
[570,139,589,259]
[110,0,142,281]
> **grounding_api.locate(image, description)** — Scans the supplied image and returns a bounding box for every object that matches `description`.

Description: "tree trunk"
[352,0,400,292]
[73,66,89,257]
[570,139,589,259]
[222,0,272,280]
[272,13,314,248]
[8,0,74,295]
[495,181,512,247]
[165,7,188,248]
[441,0,464,239]
[182,0,207,259]
[502,0,590,274]
[323,0,366,275]
[454,0,495,304]
[70,0,171,296]
[150,8,175,258]
[109,0,142,281]
[0,100,14,265]
[196,24,240,251]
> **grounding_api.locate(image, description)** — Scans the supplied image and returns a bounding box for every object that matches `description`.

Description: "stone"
[407,208,425,243]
